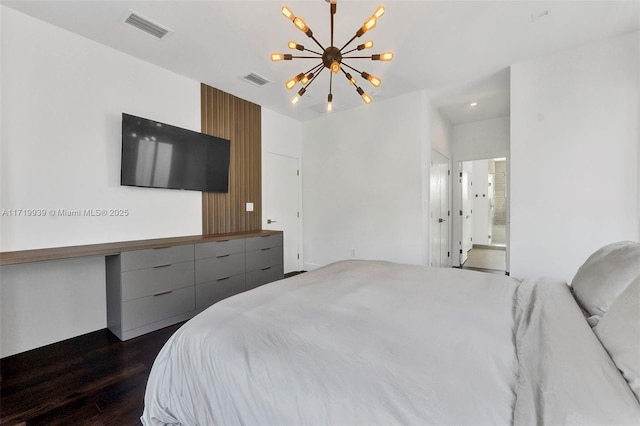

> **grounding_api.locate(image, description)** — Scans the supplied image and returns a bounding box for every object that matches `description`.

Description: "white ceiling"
[2,0,639,124]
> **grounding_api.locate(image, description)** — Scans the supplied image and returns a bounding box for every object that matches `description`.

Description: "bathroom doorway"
[457,157,508,273]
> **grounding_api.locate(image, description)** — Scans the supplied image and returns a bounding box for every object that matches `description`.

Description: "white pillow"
[571,241,640,319]
[594,275,640,403]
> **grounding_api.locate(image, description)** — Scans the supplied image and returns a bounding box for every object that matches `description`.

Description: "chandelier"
[270,0,393,112]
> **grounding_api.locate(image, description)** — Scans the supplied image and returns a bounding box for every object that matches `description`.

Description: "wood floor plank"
[1,323,182,425]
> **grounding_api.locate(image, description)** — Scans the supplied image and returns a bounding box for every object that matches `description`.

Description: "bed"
[141,242,640,425]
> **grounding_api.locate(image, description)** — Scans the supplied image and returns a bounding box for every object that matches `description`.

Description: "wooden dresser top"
[0,230,282,266]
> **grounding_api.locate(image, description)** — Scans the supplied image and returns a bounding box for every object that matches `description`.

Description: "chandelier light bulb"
[288,41,298,50]
[271,53,292,61]
[372,52,393,61]
[358,40,374,50]
[291,87,306,105]
[330,61,341,74]
[361,72,381,87]
[285,73,305,90]
[294,17,309,33]
[282,6,294,21]
[363,16,377,32]
[345,72,356,85]
[374,6,385,19]
[357,87,372,104]
[327,94,333,112]
[301,72,314,85]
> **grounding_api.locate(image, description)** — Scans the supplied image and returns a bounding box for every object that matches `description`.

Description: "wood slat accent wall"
[201,84,262,234]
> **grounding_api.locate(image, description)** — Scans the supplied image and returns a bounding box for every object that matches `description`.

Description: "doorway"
[457,157,507,273]
[263,152,301,273]
[430,150,450,267]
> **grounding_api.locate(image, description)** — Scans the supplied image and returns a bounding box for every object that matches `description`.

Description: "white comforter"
[141,260,640,425]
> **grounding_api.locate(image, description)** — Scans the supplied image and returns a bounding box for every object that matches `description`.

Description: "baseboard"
[303,262,324,271]
[472,244,506,251]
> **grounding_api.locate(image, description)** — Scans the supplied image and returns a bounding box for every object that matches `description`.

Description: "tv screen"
[121,113,230,192]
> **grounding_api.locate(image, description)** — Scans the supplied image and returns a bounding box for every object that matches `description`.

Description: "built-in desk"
[0,231,283,356]
[0,231,282,266]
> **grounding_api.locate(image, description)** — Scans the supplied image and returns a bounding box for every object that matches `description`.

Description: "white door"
[460,161,473,264]
[430,151,450,267]
[264,153,300,273]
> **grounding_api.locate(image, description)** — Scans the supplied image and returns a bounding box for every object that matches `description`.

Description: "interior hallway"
[462,246,507,272]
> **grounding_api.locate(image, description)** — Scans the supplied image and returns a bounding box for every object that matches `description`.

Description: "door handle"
[267,219,277,224]
[438,218,446,223]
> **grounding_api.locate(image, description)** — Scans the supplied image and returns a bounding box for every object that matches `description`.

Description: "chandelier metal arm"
[309,34,326,52]
[304,65,326,90]
[304,63,325,76]
[303,48,324,56]
[273,1,392,107]
[339,67,352,80]
[330,2,335,47]
[341,62,362,74]
[341,47,359,55]
[339,34,359,52]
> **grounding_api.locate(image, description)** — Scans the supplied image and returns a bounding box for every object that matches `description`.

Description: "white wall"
[301,91,429,269]
[261,108,302,160]
[451,117,510,162]
[510,32,639,282]
[0,6,202,252]
[430,102,452,160]
[0,7,203,356]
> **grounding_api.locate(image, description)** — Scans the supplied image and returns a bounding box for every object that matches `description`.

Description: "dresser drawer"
[246,264,284,290]
[121,286,194,331]
[195,239,245,260]
[121,261,194,302]
[120,245,194,272]
[196,274,246,310]
[246,245,283,272]
[195,252,245,284]
[245,234,282,251]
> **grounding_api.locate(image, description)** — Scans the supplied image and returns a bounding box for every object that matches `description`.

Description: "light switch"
[246,202,254,212]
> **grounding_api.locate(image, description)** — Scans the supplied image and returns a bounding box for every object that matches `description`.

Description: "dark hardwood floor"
[1,322,183,426]
[1,272,306,425]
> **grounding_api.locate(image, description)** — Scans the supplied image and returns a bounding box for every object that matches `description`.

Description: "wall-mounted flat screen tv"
[121,113,230,193]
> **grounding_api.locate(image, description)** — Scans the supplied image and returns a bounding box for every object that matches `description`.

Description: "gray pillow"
[571,241,640,319]
[593,275,640,403]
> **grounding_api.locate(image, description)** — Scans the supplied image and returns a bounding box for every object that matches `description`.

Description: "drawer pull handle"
[261,248,271,251]
[216,254,230,258]
[153,264,172,269]
[261,235,271,238]
[261,266,272,271]
[218,240,230,242]
[153,246,172,250]
[217,276,231,281]
[153,290,173,296]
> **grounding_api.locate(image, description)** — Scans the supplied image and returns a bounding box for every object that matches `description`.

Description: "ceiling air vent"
[124,10,172,39]
[242,73,271,87]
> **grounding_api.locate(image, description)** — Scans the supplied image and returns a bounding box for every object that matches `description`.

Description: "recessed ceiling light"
[470,102,478,107]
